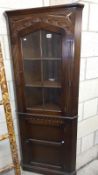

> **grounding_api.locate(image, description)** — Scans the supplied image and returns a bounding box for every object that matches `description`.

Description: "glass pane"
[44,88,61,110]
[21,29,62,111]
[24,60,41,85]
[22,31,40,59]
[25,87,43,108]
[43,60,61,83]
[42,30,62,111]
[42,30,62,58]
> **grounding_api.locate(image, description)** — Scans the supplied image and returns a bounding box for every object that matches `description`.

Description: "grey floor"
[77,160,98,175]
[4,160,98,175]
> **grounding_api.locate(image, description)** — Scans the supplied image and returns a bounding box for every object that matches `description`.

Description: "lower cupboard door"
[23,140,64,171]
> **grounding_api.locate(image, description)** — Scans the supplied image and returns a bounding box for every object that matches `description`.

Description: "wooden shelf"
[25,81,61,88]
[24,58,41,61]
[25,82,42,88]
[24,58,61,61]
[43,81,61,88]
[28,103,61,111]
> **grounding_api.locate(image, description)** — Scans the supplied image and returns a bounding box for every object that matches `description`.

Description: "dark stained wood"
[5,3,84,16]
[5,3,84,175]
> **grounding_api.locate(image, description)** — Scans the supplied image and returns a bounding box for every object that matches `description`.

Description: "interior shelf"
[24,58,61,61]
[25,82,42,88]
[43,81,61,88]
[27,103,61,111]
[25,81,61,88]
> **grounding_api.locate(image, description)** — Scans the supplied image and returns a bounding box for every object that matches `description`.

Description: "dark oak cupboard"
[5,3,84,175]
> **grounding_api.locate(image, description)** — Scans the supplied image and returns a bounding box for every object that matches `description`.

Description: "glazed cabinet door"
[21,29,65,115]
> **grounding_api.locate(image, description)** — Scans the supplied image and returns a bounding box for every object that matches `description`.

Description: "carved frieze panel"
[9,8,75,39]
[22,115,64,127]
